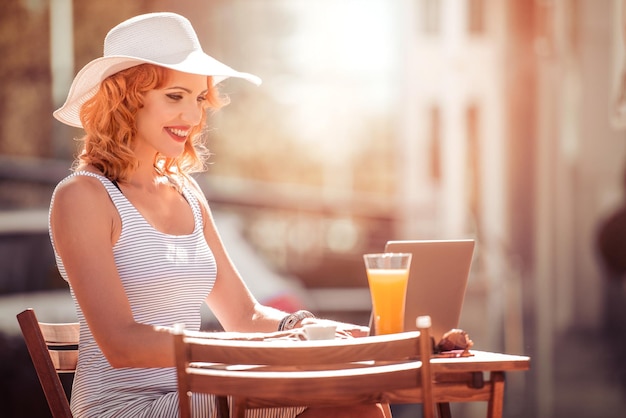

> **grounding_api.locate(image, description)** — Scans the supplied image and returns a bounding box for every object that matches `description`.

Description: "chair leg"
[216,396,230,418]
[486,372,505,418]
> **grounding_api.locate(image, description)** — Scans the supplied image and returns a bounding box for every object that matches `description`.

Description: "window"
[420,0,441,36]
[467,0,486,35]
[466,104,481,218]
[428,105,441,183]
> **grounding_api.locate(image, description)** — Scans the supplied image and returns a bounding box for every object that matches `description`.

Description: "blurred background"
[1,0,626,417]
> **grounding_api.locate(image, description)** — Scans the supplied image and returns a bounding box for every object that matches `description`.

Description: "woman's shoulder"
[53,170,113,207]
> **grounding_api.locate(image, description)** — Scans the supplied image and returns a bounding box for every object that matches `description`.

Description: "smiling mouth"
[167,127,190,138]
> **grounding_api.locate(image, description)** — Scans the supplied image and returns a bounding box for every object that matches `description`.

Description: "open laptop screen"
[383,239,475,341]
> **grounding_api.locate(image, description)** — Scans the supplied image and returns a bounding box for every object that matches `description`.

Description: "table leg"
[232,399,247,418]
[437,402,451,418]
[486,372,505,418]
[382,403,393,418]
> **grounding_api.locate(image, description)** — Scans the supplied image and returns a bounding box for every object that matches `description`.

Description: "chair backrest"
[174,317,435,418]
[16,308,79,418]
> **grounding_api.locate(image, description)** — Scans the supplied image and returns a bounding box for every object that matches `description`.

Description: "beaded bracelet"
[278,310,315,331]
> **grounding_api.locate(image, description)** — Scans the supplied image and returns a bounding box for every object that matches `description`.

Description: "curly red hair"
[75,64,225,182]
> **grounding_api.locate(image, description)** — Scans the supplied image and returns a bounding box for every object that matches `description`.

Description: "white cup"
[302,323,337,340]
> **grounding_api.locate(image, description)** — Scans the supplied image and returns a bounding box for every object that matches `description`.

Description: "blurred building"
[390,1,626,417]
[2,1,626,417]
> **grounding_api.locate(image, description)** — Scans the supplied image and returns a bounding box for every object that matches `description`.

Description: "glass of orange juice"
[363,253,412,335]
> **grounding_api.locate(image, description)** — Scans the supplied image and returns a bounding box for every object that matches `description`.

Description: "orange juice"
[366,268,409,335]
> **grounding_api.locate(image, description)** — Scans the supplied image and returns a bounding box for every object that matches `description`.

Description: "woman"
[50,12,386,418]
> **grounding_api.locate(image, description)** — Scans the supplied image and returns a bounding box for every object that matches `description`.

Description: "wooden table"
[387,350,531,418]
[181,330,530,418]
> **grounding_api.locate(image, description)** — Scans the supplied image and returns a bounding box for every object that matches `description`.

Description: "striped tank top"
[50,171,217,417]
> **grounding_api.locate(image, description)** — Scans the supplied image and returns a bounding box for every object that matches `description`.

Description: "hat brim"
[53,51,262,128]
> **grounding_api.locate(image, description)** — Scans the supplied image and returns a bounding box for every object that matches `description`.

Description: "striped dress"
[50,172,304,418]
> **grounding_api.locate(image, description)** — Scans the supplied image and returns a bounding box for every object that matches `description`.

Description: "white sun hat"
[53,12,262,128]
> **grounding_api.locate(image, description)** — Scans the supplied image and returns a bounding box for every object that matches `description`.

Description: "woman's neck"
[123,163,165,191]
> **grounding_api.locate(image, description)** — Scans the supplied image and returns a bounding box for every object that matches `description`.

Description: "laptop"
[373,239,475,342]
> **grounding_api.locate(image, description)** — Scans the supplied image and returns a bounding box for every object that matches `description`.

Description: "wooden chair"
[16,308,79,418]
[173,316,435,418]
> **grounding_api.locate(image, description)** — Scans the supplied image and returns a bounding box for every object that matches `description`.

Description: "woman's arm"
[181,175,287,333]
[199,200,287,332]
[191,180,369,337]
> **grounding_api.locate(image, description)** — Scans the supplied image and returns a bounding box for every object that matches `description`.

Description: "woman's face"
[134,69,208,158]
